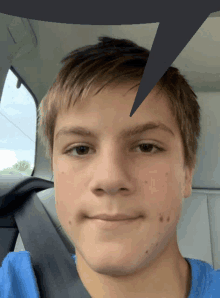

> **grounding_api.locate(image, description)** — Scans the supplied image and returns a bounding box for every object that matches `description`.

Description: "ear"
[183,166,195,199]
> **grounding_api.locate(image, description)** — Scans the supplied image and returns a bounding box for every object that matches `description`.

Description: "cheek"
[141,167,183,219]
[55,190,78,239]
[54,168,86,228]
[54,170,75,222]
[54,171,72,201]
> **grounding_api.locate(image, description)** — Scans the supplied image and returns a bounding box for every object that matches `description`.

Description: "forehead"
[55,84,177,137]
[81,84,161,108]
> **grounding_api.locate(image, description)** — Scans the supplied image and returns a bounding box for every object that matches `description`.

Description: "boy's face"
[53,84,193,296]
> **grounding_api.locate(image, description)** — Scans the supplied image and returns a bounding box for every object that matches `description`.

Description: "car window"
[0,68,36,177]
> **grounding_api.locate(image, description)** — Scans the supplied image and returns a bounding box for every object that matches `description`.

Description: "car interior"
[0,11,220,296]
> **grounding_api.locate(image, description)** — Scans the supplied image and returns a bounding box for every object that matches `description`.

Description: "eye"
[135,143,165,154]
[65,145,92,157]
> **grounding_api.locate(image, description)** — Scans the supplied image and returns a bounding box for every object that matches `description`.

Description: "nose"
[105,187,126,195]
[89,148,134,196]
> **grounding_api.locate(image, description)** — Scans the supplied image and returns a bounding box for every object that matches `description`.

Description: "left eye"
[135,143,164,154]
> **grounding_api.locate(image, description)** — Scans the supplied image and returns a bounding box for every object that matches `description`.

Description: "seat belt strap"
[14,191,91,298]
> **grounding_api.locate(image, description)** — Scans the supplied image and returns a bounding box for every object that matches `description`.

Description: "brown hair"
[37,36,201,172]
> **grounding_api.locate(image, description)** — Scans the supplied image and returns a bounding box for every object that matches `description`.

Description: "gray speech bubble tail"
[129,10,210,117]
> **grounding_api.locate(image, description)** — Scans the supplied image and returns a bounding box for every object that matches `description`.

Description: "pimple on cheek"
[159,214,170,223]
[145,243,159,254]
[69,220,72,225]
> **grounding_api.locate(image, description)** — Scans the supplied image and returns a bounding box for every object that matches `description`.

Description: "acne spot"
[167,216,170,222]
[146,250,148,254]
[159,215,163,222]
[69,220,72,225]
[144,181,148,184]
[166,172,168,176]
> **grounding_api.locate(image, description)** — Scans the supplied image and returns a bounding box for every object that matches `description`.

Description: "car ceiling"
[7,11,220,107]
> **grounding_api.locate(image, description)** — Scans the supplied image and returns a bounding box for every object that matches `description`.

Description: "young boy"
[40,36,200,298]
[1,36,220,298]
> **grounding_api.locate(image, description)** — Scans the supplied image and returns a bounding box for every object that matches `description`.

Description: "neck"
[75,249,192,298]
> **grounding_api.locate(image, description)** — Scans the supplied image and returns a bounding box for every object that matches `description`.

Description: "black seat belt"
[0,177,91,298]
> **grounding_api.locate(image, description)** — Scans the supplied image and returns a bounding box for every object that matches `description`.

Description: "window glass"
[0,69,36,177]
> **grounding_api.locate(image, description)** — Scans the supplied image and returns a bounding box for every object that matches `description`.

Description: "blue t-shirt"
[0,251,220,297]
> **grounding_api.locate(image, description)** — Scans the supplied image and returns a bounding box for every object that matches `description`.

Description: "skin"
[53,84,193,298]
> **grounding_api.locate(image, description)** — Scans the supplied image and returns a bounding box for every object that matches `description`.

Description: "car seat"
[0,175,91,298]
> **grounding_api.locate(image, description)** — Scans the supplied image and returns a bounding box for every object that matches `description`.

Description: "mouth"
[90,214,140,221]
[89,217,142,230]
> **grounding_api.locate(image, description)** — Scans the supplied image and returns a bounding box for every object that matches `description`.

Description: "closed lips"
[90,214,139,221]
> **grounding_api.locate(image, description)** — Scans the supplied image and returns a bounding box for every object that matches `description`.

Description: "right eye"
[65,145,93,158]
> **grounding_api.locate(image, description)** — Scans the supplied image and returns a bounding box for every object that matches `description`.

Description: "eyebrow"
[55,121,175,141]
